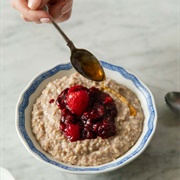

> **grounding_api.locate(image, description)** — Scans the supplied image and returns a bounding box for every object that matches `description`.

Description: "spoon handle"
[50,19,76,50]
[44,5,75,50]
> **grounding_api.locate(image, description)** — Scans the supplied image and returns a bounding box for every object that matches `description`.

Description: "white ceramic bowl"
[16,61,157,174]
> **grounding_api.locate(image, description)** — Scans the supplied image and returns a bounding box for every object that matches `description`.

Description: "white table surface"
[2,0,179,180]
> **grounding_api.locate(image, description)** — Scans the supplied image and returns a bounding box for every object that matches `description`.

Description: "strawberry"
[65,123,81,141]
[66,88,89,116]
[67,85,86,93]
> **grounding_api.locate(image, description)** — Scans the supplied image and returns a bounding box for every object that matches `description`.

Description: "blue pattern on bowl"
[18,61,156,172]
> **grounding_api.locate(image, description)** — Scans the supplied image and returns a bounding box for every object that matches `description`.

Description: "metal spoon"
[165,91,180,114]
[46,7,105,81]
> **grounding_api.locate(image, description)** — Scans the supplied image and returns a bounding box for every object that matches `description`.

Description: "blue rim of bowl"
[17,61,157,172]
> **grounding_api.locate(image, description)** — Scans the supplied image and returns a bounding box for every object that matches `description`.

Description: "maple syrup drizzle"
[101,82,137,116]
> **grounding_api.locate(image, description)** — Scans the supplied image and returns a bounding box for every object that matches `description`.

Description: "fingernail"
[61,2,72,15]
[40,18,51,23]
[28,0,41,9]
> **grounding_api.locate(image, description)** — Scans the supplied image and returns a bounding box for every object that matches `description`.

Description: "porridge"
[31,73,144,166]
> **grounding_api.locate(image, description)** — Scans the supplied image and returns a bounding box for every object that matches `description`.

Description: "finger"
[49,0,73,20]
[20,14,32,22]
[55,9,72,23]
[28,0,42,10]
[61,0,73,15]
[48,1,66,20]
[48,0,70,6]
[13,0,51,23]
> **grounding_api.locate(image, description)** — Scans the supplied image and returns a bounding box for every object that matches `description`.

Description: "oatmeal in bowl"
[16,61,157,173]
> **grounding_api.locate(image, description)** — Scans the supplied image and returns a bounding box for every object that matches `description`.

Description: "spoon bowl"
[70,48,105,81]
[165,91,180,114]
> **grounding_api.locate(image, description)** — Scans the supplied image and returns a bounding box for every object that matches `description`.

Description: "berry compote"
[56,85,117,142]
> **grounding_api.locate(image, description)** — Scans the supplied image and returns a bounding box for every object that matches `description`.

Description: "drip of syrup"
[101,83,137,116]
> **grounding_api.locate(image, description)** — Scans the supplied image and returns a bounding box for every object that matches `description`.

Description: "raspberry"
[49,99,54,103]
[65,123,81,142]
[56,88,68,109]
[97,119,116,139]
[60,122,66,131]
[104,96,113,104]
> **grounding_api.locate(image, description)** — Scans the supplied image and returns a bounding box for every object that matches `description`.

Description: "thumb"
[28,0,42,9]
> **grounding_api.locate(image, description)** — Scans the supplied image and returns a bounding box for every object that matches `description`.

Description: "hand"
[11,0,73,23]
